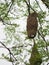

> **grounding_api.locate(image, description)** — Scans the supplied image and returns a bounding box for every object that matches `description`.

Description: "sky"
[0,17,27,65]
[0,0,49,65]
[0,23,12,65]
[0,59,12,65]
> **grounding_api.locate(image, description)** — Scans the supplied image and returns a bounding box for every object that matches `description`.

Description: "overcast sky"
[0,0,49,65]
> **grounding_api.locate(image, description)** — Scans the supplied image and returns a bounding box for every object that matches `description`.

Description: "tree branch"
[0,17,18,25]
[41,0,49,9]
[24,0,36,13]
[28,0,30,15]
[35,0,43,12]
[38,30,49,58]
[3,1,13,19]
[0,41,17,61]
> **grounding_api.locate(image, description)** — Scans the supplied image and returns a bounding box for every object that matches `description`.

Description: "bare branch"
[24,0,36,13]
[41,0,49,9]
[3,1,13,19]
[28,0,30,15]
[35,0,43,12]
[0,41,17,61]
[0,17,18,25]
[47,63,49,65]
[38,30,49,58]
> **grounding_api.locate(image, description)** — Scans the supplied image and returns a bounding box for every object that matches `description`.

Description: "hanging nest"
[27,12,38,38]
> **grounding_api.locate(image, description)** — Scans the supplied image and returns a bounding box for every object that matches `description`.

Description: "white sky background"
[0,0,49,65]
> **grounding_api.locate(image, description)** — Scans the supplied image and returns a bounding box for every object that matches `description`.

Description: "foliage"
[0,0,49,65]
[29,43,42,65]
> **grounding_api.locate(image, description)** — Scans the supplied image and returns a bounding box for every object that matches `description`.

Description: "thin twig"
[38,30,49,58]
[3,1,13,19]
[41,0,49,9]
[0,41,17,61]
[0,1,13,25]
[0,17,17,25]
[28,0,30,15]
[35,0,43,12]
[47,63,49,65]
[24,0,36,13]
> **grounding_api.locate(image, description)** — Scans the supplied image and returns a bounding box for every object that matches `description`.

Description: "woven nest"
[27,12,38,38]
